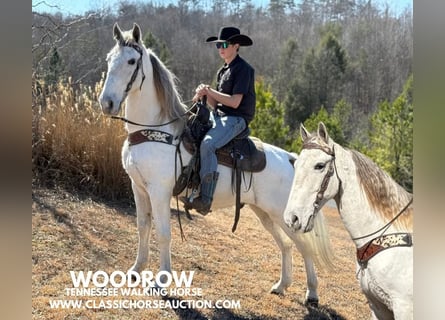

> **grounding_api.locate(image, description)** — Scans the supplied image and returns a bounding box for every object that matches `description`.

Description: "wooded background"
[32,0,413,195]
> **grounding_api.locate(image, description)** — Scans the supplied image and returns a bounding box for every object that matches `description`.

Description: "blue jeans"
[200,112,246,178]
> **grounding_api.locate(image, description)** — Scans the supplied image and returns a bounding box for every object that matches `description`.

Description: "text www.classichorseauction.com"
[48,270,241,310]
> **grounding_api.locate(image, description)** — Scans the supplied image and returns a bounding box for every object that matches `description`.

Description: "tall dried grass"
[32,76,132,202]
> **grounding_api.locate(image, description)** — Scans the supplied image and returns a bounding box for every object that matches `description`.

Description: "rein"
[112,115,181,127]
[111,101,195,128]
[352,197,413,241]
[355,198,413,269]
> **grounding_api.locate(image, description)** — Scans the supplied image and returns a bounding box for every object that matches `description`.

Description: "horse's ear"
[300,124,310,142]
[132,23,142,44]
[113,23,124,44]
[317,122,330,143]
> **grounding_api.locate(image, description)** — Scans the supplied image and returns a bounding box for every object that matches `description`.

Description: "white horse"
[98,23,334,305]
[284,122,413,319]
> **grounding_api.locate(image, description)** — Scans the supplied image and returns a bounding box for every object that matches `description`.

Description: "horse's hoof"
[270,288,285,296]
[270,285,285,295]
[126,271,138,282]
[304,297,319,308]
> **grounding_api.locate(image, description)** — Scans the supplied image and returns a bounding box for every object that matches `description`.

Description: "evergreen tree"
[283,27,348,130]
[313,29,348,112]
[274,38,301,105]
[45,47,63,86]
[143,31,171,66]
[332,99,352,140]
[367,75,413,191]
[300,106,345,149]
[250,80,292,149]
[283,77,308,131]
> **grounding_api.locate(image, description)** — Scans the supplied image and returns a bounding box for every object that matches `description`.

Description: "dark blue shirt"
[216,55,256,124]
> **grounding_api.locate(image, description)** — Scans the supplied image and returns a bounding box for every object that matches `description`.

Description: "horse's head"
[99,23,146,115]
[284,122,340,233]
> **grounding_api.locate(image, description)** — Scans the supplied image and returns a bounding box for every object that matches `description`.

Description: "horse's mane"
[147,52,187,125]
[350,149,413,231]
[114,31,187,127]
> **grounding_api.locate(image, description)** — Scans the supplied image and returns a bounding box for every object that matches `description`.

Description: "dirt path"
[32,188,370,319]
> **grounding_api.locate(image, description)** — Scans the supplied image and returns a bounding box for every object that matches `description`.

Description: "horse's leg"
[250,205,293,295]
[129,182,152,273]
[302,256,319,307]
[285,231,319,306]
[149,189,172,274]
[251,205,319,304]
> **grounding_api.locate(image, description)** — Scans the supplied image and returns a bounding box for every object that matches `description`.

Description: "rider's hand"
[192,84,209,102]
[192,92,201,102]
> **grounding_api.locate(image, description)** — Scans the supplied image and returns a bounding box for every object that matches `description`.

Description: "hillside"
[32,188,369,319]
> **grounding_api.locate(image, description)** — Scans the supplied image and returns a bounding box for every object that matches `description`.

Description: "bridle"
[110,41,196,128]
[120,41,146,103]
[303,140,413,245]
[302,141,341,213]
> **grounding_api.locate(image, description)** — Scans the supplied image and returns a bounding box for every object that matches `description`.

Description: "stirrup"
[180,195,211,216]
[190,197,212,215]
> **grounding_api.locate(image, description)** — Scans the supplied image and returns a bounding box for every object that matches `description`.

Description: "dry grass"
[32,77,132,201]
[32,187,370,320]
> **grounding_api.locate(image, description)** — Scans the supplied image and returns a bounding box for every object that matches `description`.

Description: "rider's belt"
[356,232,413,268]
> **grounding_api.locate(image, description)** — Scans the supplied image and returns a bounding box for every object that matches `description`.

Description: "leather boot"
[191,172,219,215]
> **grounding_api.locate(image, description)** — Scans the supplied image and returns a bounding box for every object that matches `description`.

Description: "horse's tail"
[301,209,335,270]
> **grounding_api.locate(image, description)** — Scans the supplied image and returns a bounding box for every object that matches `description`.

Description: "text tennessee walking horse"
[284,122,413,319]
[98,23,334,305]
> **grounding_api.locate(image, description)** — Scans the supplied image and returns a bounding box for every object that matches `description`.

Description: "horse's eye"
[128,58,136,65]
[314,163,325,170]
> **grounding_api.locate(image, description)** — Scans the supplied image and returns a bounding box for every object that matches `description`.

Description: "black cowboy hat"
[206,26,253,46]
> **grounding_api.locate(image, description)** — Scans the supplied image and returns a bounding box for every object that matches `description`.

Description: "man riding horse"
[183,26,256,214]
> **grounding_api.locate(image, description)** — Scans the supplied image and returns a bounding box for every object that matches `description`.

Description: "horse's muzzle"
[285,211,315,233]
[99,96,120,115]
[285,212,301,232]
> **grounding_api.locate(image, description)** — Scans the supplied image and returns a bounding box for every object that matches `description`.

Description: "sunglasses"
[215,42,231,49]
